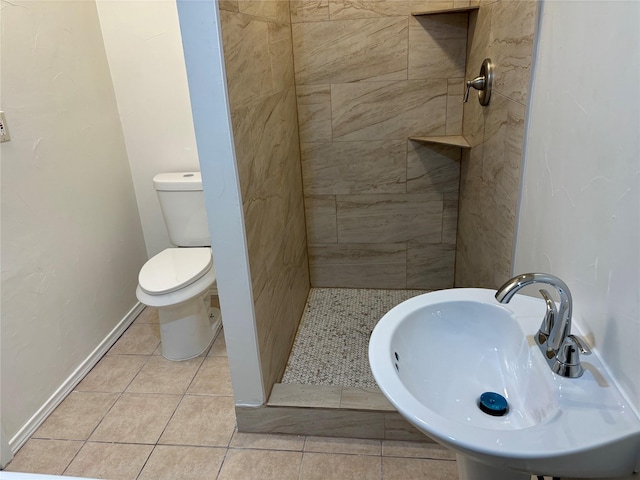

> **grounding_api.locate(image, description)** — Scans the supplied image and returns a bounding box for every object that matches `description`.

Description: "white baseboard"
[8,302,145,454]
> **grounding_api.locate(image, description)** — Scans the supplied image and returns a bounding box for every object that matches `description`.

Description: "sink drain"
[478,392,508,416]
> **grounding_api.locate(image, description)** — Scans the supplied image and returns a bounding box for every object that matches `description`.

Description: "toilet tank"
[153,172,211,247]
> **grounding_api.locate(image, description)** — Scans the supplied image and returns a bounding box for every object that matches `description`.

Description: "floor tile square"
[230,431,305,451]
[126,355,203,394]
[134,307,159,325]
[4,439,83,475]
[64,442,153,480]
[187,356,233,395]
[75,354,147,393]
[208,330,227,357]
[300,452,382,480]
[218,448,302,480]
[382,440,455,460]
[382,456,458,480]
[304,436,381,455]
[109,324,160,355]
[138,445,226,480]
[33,392,118,441]
[159,395,236,447]
[89,393,180,444]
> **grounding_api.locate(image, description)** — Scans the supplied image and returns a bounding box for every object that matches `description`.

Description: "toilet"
[136,172,220,361]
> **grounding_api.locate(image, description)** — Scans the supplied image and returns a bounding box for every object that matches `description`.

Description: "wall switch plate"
[0,111,11,142]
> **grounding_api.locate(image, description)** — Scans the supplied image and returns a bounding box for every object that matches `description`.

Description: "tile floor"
[4,307,460,480]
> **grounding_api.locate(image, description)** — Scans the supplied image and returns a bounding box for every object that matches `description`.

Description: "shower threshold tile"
[268,383,341,408]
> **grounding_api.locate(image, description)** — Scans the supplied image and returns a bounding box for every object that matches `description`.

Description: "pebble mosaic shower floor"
[281,288,428,389]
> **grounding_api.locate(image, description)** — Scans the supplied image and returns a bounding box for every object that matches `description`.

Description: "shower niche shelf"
[411,5,479,16]
[409,135,471,149]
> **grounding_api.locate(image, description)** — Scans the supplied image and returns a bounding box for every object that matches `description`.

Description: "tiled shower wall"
[293,1,473,289]
[455,0,538,288]
[218,1,310,392]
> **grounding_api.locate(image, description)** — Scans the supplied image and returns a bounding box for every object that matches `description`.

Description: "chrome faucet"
[495,273,591,378]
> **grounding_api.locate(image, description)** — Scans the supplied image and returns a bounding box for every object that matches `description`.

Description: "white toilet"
[136,172,219,361]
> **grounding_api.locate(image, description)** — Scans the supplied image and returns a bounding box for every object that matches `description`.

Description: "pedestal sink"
[368,288,640,480]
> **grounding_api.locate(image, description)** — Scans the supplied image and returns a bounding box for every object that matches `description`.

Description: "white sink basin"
[369,288,640,479]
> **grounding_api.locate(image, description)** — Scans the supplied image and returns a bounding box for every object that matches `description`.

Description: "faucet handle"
[552,334,592,378]
[538,289,557,341]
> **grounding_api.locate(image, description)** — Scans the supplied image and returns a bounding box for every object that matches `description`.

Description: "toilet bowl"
[136,247,217,361]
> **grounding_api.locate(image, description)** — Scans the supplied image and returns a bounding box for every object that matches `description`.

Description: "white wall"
[96,0,200,258]
[0,0,147,442]
[515,0,640,411]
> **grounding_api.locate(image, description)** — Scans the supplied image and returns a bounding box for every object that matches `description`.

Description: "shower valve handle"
[463,58,493,106]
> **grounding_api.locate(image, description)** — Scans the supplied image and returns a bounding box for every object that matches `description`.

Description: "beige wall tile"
[482,92,525,203]
[308,243,406,288]
[446,94,464,135]
[64,442,152,480]
[290,0,330,22]
[336,194,443,244]
[406,142,461,194]
[125,355,203,395]
[33,392,118,441]
[220,10,273,110]
[269,21,295,94]
[159,395,236,447]
[298,103,332,143]
[408,14,468,79]
[292,17,408,85]
[489,0,537,104]
[219,449,303,480]
[4,439,83,475]
[305,195,338,244]
[75,354,147,393]
[231,106,256,200]
[442,191,459,244]
[300,452,381,479]
[332,80,447,141]
[138,446,226,480]
[301,141,406,195]
[297,84,331,104]
[89,393,180,444]
[406,244,456,289]
[237,0,291,24]
[382,456,459,479]
[219,0,240,12]
[329,1,454,19]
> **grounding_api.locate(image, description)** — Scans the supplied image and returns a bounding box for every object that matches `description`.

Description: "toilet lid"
[139,248,212,295]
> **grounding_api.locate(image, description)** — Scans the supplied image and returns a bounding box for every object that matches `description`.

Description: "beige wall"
[294,0,470,289]
[218,1,310,394]
[1,0,147,442]
[455,0,538,288]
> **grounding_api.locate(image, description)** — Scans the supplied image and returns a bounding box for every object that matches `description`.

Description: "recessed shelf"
[409,135,471,149]
[411,5,479,16]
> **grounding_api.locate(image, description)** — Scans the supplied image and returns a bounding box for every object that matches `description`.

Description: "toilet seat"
[139,247,212,295]
[136,248,216,308]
